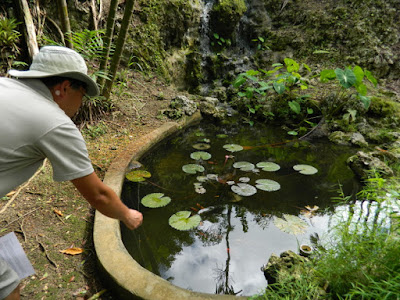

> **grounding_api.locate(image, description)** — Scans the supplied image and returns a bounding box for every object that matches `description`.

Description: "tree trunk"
[56,0,73,48]
[98,0,118,89]
[102,0,135,99]
[17,0,39,61]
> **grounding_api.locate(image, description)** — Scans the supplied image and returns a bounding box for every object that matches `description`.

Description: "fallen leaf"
[39,272,48,281]
[69,275,75,282]
[59,247,84,255]
[6,191,16,197]
[87,289,107,300]
[53,209,63,217]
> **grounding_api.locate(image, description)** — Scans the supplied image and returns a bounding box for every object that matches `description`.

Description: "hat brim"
[8,69,100,97]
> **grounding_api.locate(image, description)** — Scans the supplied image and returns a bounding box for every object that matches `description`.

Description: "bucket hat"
[8,46,100,96]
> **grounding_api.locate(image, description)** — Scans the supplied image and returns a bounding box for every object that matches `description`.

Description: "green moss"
[368,96,400,117]
[210,0,247,38]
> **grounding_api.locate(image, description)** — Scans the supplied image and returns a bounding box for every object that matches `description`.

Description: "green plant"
[320,65,377,118]
[211,33,232,52]
[82,121,108,139]
[252,36,270,51]
[232,58,317,130]
[0,17,21,70]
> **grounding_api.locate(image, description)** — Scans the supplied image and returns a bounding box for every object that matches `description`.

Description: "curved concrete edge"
[94,111,249,300]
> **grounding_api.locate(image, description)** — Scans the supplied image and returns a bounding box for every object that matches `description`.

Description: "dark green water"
[121,122,359,296]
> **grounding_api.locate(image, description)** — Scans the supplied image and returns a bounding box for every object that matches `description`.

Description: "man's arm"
[71,172,143,230]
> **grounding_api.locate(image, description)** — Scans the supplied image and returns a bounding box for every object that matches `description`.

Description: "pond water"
[121,121,360,296]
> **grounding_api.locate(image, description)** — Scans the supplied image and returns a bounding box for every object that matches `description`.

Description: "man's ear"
[58,80,70,97]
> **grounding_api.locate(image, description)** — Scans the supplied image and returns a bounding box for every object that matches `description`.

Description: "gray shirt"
[0,78,94,197]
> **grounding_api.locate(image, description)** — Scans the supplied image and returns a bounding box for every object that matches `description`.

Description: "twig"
[36,236,59,269]
[0,159,47,214]
[0,208,40,230]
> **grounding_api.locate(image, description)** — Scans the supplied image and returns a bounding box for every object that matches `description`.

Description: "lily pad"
[196,176,208,183]
[217,134,228,138]
[182,164,205,174]
[239,177,250,183]
[193,143,211,150]
[255,179,281,191]
[223,144,243,153]
[231,183,257,196]
[293,164,318,175]
[233,161,255,171]
[256,162,281,172]
[169,211,202,231]
[274,214,308,235]
[190,151,212,160]
[125,170,151,182]
[141,193,171,208]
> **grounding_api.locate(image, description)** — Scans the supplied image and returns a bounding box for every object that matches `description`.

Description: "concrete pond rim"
[93,111,249,300]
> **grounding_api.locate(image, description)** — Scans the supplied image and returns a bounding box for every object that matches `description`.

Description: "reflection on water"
[121,122,360,296]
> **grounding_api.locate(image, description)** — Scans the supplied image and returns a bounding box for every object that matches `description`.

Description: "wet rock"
[347,151,394,179]
[163,95,198,119]
[198,97,238,120]
[351,132,368,147]
[329,131,368,147]
[261,250,309,285]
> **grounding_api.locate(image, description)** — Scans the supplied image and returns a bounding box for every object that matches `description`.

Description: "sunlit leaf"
[320,69,336,82]
[141,193,171,208]
[182,164,205,174]
[233,161,255,171]
[169,211,201,231]
[190,151,212,160]
[274,214,308,235]
[193,143,211,150]
[255,179,281,191]
[126,170,151,182]
[53,208,63,217]
[216,134,228,138]
[223,144,243,153]
[231,183,257,196]
[293,164,318,175]
[59,247,84,255]
[256,162,280,172]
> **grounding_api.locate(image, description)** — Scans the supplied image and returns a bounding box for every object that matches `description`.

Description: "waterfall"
[199,0,215,63]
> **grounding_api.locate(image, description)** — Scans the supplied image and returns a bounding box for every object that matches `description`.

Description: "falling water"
[199,0,215,65]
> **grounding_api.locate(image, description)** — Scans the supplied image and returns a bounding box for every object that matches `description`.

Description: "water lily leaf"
[217,134,228,138]
[182,164,205,174]
[255,179,281,191]
[239,177,250,183]
[223,144,243,153]
[274,214,308,235]
[207,174,218,181]
[190,151,212,160]
[141,193,171,208]
[169,211,201,231]
[193,143,211,150]
[196,176,208,182]
[231,183,257,196]
[126,170,151,182]
[293,164,318,175]
[256,162,281,172]
[233,161,255,171]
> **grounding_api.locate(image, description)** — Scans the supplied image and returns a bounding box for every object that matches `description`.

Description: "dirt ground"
[0,72,183,299]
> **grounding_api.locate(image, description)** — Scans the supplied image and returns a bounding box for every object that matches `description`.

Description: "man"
[0,46,143,299]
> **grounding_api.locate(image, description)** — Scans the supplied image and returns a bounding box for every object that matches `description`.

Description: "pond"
[121,121,360,296]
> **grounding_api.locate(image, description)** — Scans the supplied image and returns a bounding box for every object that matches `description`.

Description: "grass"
[252,174,400,300]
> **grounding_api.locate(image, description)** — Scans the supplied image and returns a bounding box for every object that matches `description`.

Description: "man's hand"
[123,209,143,230]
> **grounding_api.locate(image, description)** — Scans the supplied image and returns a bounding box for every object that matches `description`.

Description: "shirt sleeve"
[35,123,94,181]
